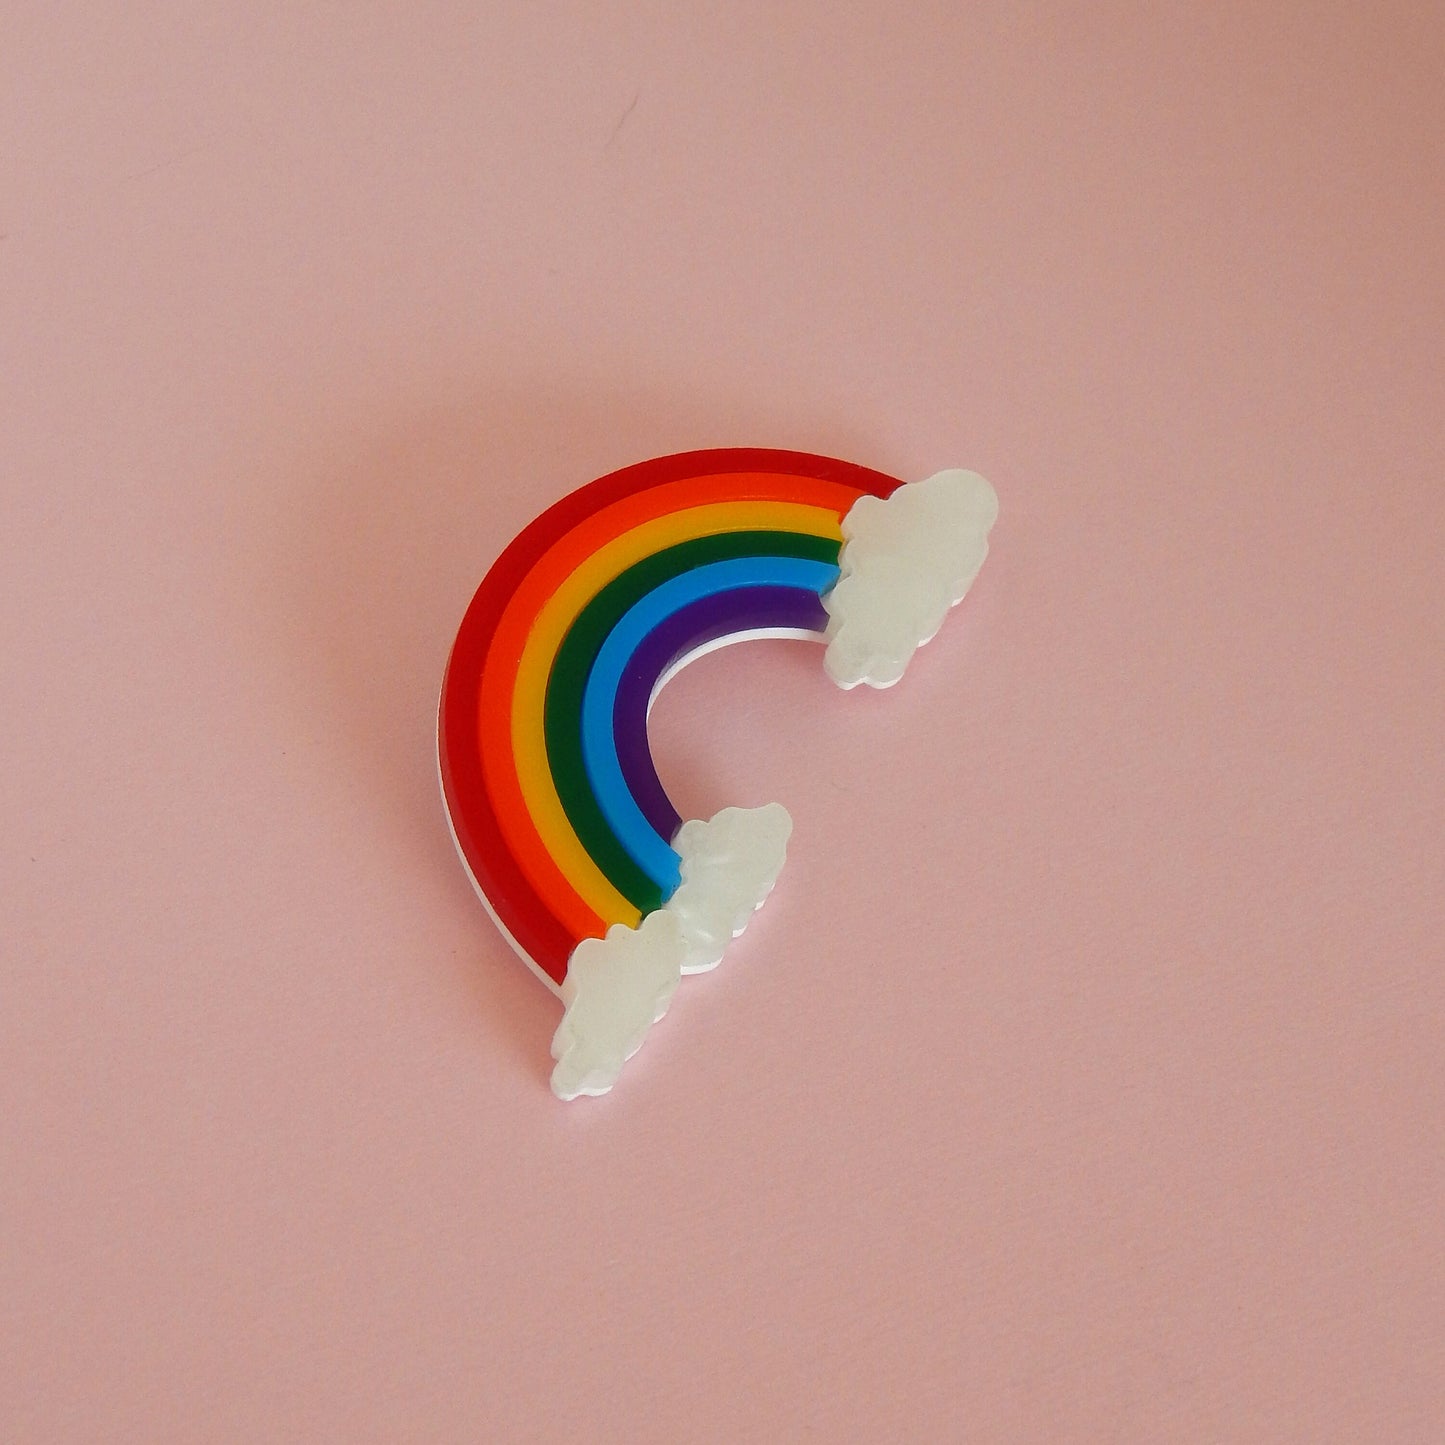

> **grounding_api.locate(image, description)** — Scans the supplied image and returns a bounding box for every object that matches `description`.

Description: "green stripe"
[544,529,842,912]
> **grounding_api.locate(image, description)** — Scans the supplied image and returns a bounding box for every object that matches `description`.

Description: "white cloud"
[550,911,686,1101]
[549,804,792,1100]
[822,468,998,690]
[669,803,792,973]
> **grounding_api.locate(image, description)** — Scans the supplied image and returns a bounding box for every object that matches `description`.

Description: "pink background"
[3,3,1442,1439]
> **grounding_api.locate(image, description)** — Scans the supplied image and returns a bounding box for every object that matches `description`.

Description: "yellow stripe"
[512,501,844,925]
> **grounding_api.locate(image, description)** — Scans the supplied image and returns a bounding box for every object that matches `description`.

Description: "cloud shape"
[550,910,686,1101]
[549,804,792,1099]
[822,469,998,690]
[669,803,792,973]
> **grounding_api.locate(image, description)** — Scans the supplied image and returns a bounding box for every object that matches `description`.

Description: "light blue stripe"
[580,556,839,892]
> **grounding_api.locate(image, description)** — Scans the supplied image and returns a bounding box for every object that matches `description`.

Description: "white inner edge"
[646,626,824,719]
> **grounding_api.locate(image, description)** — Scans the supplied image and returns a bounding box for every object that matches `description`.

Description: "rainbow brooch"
[439,448,998,1098]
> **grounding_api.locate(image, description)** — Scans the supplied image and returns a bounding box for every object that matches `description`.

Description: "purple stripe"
[612,585,829,842]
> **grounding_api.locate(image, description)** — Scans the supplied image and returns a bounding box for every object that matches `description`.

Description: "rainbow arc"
[439,448,905,986]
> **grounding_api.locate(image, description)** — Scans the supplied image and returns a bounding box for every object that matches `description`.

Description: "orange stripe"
[477,471,864,941]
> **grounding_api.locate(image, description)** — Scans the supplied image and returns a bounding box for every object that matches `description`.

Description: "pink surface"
[3,3,1442,1439]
